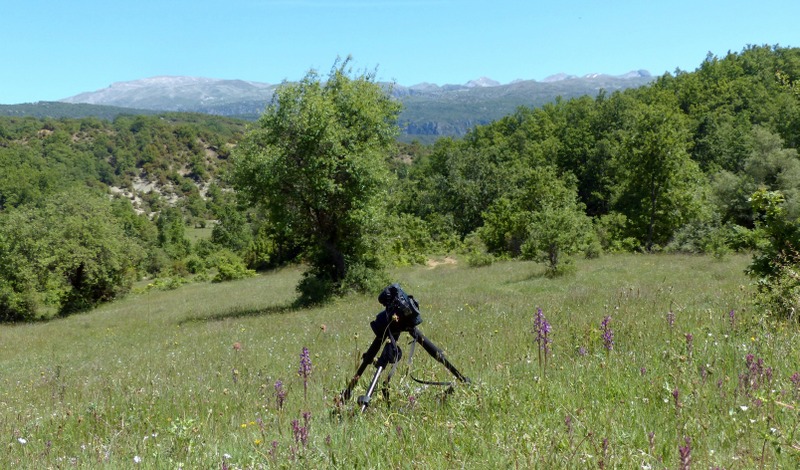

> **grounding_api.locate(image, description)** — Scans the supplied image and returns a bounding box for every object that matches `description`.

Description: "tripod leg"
[358,365,385,411]
[380,349,402,402]
[412,328,471,383]
[342,335,383,401]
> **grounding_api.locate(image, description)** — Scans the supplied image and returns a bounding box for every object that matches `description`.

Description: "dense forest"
[2,45,799,320]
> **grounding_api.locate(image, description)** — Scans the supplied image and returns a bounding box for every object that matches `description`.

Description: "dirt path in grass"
[426,257,457,268]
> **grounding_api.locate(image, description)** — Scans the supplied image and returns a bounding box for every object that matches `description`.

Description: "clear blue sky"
[2,0,798,104]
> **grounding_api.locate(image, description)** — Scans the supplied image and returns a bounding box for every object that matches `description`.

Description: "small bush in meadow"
[211,249,256,283]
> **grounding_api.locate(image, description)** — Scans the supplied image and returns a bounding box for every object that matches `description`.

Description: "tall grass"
[1,254,799,468]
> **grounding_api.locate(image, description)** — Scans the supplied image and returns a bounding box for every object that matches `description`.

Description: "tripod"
[340,284,470,411]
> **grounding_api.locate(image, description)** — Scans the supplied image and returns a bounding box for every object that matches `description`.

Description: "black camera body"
[370,283,422,337]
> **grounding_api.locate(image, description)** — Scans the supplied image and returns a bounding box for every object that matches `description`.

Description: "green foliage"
[609,93,708,250]
[479,197,527,255]
[0,189,144,320]
[463,233,496,267]
[156,207,191,260]
[748,189,800,277]
[232,57,401,303]
[747,188,800,319]
[211,250,256,283]
[383,213,457,266]
[140,276,190,292]
[753,256,800,320]
[477,166,594,274]
[210,203,252,253]
[0,114,242,214]
[665,218,734,258]
[521,200,595,276]
[184,254,207,275]
[593,212,639,252]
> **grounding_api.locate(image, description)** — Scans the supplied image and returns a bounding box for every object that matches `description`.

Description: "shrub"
[594,212,638,253]
[522,204,594,276]
[211,250,256,283]
[184,254,207,275]
[666,219,733,258]
[463,233,495,267]
[383,213,436,267]
[747,188,800,319]
[0,189,144,319]
[753,254,800,320]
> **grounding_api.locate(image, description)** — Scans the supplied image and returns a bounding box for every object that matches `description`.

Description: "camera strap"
[405,333,456,387]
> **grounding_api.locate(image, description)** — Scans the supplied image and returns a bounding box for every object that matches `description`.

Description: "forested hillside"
[2,44,800,321]
[0,113,248,320]
[401,45,800,251]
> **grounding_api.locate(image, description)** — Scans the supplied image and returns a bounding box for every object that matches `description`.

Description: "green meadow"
[2,254,800,468]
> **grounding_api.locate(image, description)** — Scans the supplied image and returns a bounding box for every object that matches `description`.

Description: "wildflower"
[274,380,286,410]
[299,347,312,400]
[740,354,772,395]
[578,346,587,356]
[678,436,691,470]
[672,388,680,409]
[291,418,309,448]
[532,307,552,370]
[685,333,693,359]
[600,438,609,468]
[533,308,552,353]
[17,438,27,445]
[134,455,142,464]
[601,316,614,351]
[666,310,675,328]
[728,309,735,328]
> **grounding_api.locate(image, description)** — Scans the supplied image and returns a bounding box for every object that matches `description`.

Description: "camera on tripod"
[341,283,470,411]
[371,283,422,336]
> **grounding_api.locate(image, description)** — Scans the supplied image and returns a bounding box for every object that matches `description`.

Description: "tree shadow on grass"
[178,303,298,325]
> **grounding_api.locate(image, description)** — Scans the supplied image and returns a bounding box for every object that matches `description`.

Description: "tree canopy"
[232,58,401,302]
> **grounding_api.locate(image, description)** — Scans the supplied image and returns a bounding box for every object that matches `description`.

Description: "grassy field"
[2,254,799,468]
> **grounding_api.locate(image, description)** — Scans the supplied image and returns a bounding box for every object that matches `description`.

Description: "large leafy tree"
[610,94,707,250]
[232,58,401,302]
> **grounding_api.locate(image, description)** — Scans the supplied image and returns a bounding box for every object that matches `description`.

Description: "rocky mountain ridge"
[34,71,656,140]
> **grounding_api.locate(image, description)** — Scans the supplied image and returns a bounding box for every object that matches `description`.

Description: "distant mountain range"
[5,71,655,141]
